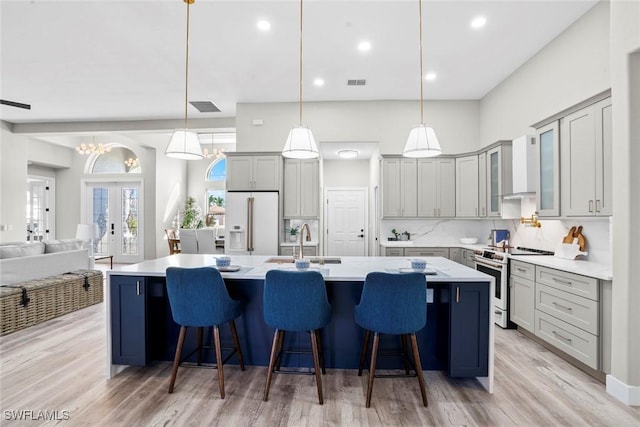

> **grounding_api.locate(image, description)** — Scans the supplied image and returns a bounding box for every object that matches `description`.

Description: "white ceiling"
[0,0,598,126]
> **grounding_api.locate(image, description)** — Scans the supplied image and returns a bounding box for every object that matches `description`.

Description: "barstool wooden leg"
[168,326,187,393]
[316,329,326,375]
[310,330,324,405]
[365,332,380,408]
[401,334,411,375]
[410,333,428,407]
[358,329,371,376]
[197,327,204,366]
[213,326,225,399]
[229,320,245,371]
[275,330,285,371]
[264,329,282,401]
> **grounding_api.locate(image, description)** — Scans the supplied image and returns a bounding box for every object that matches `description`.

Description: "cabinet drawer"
[385,248,404,257]
[405,248,449,258]
[510,260,535,281]
[535,283,598,335]
[534,310,598,370]
[536,266,598,301]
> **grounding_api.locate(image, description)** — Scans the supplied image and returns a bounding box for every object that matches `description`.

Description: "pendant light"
[281,0,319,159]
[403,0,441,158]
[165,0,203,160]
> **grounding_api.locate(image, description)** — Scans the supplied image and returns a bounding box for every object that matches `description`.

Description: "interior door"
[27,175,55,241]
[85,182,143,263]
[325,188,367,256]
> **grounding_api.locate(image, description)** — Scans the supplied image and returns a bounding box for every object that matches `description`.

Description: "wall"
[237,100,481,155]
[480,1,610,146]
[0,125,28,242]
[322,159,369,188]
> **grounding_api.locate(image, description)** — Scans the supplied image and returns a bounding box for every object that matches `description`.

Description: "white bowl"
[411,259,427,271]
[459,237,478,244]
[295,259,310,271]
[216,256,231,267]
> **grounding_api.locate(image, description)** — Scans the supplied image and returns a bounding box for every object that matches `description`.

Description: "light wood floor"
[1,303,639,426]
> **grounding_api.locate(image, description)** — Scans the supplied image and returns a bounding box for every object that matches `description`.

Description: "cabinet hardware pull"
[517,268,526,272]
[552,301,573,311]
[136,280,141,296]
[456,287,460,303]
[589,200,594,212]
[552,277,572,286]
[596,200,601,213]
[494,310,502,315]
[552,330,572,343]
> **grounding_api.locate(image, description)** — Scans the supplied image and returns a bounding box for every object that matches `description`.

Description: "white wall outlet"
[252,119,264,126]
[426,288,434,303]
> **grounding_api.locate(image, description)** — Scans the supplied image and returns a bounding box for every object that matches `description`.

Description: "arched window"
[205,158,226,227]
[90,146,141,174]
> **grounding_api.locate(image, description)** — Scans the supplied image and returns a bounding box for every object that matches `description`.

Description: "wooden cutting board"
[563,226,576,244]
[574,225,586,251]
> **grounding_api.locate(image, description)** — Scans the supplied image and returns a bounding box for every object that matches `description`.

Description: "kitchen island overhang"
[107,255,495,393]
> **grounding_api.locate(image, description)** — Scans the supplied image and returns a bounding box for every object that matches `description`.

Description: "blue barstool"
[165,266,245,398]
[263,270,331,404]
[355,272,428,408]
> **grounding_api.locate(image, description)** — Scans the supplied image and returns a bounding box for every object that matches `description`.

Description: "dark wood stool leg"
[264,329,282,401]
[358,329,371,376]
[310,329,324,405]
[275,330,285,371]
[365,332,380,408]
[229,319,245,371]
[316,329,326,375]
[401,334,411,375]
[213,326,225,399]
[410,333,428,407]
[197,327,204,366]
[168,326,187,393]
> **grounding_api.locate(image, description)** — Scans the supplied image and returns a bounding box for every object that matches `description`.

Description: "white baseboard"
[606,374,640,406]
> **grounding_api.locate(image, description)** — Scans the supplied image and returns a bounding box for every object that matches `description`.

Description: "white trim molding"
[607,375,640,406]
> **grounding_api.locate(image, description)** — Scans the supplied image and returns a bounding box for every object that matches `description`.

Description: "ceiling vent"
[347,79,366,86]
[189,100,221,113]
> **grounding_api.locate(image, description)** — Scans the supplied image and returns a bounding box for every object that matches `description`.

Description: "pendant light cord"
[184,0,194,131]
[298,0,304,126]
[419,0,424,125]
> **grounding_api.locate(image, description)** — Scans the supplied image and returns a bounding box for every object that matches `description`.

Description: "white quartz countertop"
[509,255,612,281]
[280,241,319,247]
[380,241,484,251]
[109,254,494,283]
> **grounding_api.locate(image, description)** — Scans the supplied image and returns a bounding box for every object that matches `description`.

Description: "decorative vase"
[289,234,297,242]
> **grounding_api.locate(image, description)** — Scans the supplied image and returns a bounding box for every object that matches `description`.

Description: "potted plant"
[181,196,203,229]
[288,226,299,242]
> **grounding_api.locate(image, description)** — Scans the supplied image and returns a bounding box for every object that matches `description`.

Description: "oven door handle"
[474,257,505,270]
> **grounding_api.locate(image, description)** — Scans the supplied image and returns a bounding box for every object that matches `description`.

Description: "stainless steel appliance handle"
[247,197,254,252]
[474,257,504,270]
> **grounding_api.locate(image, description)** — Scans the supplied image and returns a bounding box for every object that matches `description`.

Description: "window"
[90,147,141,174]
[205,158,226,227]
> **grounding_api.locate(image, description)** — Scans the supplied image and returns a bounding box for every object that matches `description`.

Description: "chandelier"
[124,157,139,168]
[76,142,112,155]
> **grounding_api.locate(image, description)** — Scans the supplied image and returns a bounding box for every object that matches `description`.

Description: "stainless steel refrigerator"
[224,192,279,255]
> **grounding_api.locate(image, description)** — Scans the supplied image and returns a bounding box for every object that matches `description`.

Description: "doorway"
[324,188,368,256]
[26,175,55,241]
[83,181,143,263]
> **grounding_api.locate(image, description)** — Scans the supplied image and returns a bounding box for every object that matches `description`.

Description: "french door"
[83,181,143,263]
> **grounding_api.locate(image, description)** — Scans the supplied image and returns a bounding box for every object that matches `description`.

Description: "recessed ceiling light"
[313,78,325,87]
[471,16,487,29]
[337,149,359,159]
[424,72,437,81]
[358,41,371,52]
[257,20,271,31]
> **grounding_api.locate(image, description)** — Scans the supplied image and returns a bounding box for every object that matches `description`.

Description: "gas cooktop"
[482,246,555,256]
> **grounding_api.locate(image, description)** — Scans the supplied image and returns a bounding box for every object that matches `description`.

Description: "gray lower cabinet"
[385,247,404,257]
[509,260,535,333]
[383,247,450,258]
[449,248,462,264]
[462,249,476,268]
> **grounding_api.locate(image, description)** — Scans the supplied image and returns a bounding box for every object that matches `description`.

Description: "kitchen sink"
[309,257,341,264]
[264,257,295,263]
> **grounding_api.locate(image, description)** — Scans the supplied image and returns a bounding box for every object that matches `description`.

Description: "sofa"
[0,239,103,335]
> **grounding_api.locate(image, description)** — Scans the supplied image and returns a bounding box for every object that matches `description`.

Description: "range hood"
[503,135,536,200]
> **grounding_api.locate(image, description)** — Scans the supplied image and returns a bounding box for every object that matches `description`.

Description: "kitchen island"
[107,255,495,392]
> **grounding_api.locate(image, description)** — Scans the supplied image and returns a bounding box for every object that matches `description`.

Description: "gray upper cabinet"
[381,157,417,217]
[536,121,561,217]
[283,159,319,218]
[418,158,455,218]
[456,155,479,217]
[486,144,512,217]
[561,98,612,216]
[226,154,281,191]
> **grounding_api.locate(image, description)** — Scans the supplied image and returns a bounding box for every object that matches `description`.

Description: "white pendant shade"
[165,129,204,160]
[403,124,442,158]
[282,126,319,159]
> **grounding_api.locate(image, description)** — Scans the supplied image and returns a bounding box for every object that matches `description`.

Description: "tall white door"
[325,188,367,256]
[84,182,143,263]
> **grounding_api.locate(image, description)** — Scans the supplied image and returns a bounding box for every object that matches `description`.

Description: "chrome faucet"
[298,223,311,259]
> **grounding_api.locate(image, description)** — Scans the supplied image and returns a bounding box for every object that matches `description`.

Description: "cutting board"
[563,226,576,244]
[574,225,586,251]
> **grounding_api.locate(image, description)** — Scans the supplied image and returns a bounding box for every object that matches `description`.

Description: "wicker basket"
[0,270,103,336]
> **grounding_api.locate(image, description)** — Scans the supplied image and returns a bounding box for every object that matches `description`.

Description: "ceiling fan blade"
[0,99,31,110]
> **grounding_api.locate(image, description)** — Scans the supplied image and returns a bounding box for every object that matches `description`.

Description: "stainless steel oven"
[474,250,508,327]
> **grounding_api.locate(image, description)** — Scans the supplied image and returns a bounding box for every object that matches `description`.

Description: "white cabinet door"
[486,144,512,217]
[595,99,612,215]
[283,160,300,217]
[438,159,456,217]
[536,121,561,217]
[299,159,319,217]
[510,274,535,333]
[226,156,253,191]
[478,152,487,217]
[227,154,281,191]
[456,155,479,217]
[417,159,438,217]
[382,158,402,217]
[400,158,418,217]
